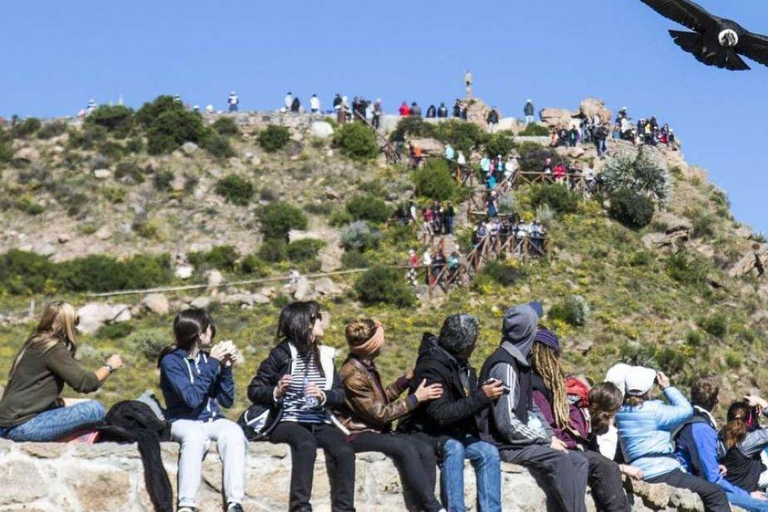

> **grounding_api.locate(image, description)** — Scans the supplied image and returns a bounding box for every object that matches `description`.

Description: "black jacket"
[247,340,347,435]
[398,334,490,440]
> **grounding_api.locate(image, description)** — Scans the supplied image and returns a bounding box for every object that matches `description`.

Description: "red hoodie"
[399,103,411,116]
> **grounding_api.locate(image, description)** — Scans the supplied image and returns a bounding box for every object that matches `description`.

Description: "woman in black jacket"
[247,301,354,512]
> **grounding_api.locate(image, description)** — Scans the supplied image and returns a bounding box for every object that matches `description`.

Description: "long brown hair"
[277,301,324,374]
[9,301,79,380]
[531,342,570,430]
[589,382,623,435]
[723,402,751,449]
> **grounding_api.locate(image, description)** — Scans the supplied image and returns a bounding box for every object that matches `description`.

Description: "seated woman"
[248,301,355,512]
[614,367,729,512]
[159,308,246,512]
[339,318,445,512]
[0,301,122,442]
[721,397,768,495]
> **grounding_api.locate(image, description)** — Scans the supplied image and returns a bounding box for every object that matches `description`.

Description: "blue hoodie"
[160,348,234,422]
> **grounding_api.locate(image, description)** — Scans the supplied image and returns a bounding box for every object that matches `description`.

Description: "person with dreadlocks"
[530,329,632,512]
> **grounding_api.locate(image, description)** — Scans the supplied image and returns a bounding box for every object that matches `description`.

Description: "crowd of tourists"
[2,301,768,511]
[472,217,548,256]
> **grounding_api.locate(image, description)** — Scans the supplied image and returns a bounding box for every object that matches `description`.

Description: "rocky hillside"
[0,96,766,418]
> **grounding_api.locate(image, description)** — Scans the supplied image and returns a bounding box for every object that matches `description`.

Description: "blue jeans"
[728,491,768,512]
[1,401,105,442]
[441,436,501,512]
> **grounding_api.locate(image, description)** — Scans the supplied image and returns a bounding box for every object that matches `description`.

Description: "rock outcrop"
[0,440,724,512]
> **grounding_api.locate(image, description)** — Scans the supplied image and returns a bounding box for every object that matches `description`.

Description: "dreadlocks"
[531,342,570,430]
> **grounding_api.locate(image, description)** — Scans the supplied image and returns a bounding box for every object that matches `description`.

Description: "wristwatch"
[105,363,118,373]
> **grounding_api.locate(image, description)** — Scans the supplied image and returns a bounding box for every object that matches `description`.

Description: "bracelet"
[105,363,117,373]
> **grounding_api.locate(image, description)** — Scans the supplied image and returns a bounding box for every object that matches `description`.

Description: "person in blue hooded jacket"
[674,376,768,512]
[615,367,729,512]
[159,308,247,512]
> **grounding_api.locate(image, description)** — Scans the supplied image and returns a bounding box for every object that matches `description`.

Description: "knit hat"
[534,328,560,355]
[624,366,657,397]
[438,314,479,356]
[605,363,632,398]
[501,303,540,358]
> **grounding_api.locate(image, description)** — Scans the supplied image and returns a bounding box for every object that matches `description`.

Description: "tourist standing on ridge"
[333,93,342,112]
[372,99,383,129]
[309,94,321,114]
[228,91,239,112]
[487,107,500,133]
[453,99,462,118]
[411,102,422,117]
[524,100,535,125]
[399,101,411,116]
[398,314,504,512]
[284,92,293,111]
[438,102,448,118]
[426,104,437,118]
[0,301,121,442]
[86,99,97,115]
[290,96,301,114]
[158,308,247,512]
[339,318,446,512]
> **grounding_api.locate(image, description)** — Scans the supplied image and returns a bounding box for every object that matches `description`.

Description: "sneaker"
[227,504,244,512]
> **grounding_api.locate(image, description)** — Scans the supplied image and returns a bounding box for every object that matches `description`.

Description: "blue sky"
[2,0,766,233]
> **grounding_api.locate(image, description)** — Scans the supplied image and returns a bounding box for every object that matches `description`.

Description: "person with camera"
[615,368,729,511]
[477,303,590,512]
[674,376,768,511]
[719,395,768,500]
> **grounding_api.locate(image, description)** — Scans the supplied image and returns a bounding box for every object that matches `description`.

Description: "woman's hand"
[106,354,123,371]
[656,372,670,390]
[414,379,443,403]
[751,491,768,502]
[620,464,644,480]
[275,375,292,398]
[745,395,768,409]
[209,343,228,362]
[306,383,326,404]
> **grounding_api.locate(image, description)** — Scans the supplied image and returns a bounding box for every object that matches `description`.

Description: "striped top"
[281,354,328,424]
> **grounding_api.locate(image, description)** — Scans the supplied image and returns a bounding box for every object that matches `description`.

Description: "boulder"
[181,142,199,155]
[76,303,132,335]
[13,147,40,162]
[728,245,768,278]
[578,98,613,126]
[319,244,344,273]
[538,108,573,128]
[190,296,212,309]
[32,243,56,257]
[207,269,224,288]
[497,117,525,135]
[408,137,443,155]
[567,146,586,158]
[175,265,194,280]
[288,230,325,243]
[325,187,343,201]
[142,293,170,316]
[58,233,71,244]
[310,121,334,139]
[94,225,113,240]
[221,293,270,307]
[93,168,112,180]
[314,277,341,296]
[652,211,693,233]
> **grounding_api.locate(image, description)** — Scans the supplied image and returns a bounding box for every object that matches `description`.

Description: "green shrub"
[666,252,709,286]
[412,159,459,201]
[36,121,69,140]
[211,117,240,137]
[517,143,562,173]
[58,254,172,293]
[549,295,591,326]
[98,141,126,159]
[485,133,516,158]
[200,130,236,159]
[126,136,144,153]
[433,120,489,154]
[345,196,392,224]
[258,239,288,262]
[147,109,205,155]
[389,116,434,142]
[697,313,729,339]
[86,105,134,136]
[656,347,686,374]
[529,184,579,215]
[0,143,13,163]
[15,197,44,215]
[97,323,134,340]
[518,123,550,136]
[725,350,743,369]
[355,266,416,307]
[258,125,291,152]
[478,261,527,286]
[287,239,326,262]
[11,118,42,138]
[686,207,716,238]
[188,245,240,271]
[216,175,254,206]
[136,95,184,127]
[608,189,654,230]
[341,250,369,269]
[153,170,175,192]
[329,209,353,227]
[602,147,670,205]
[341,221,382,252]
[686,330,703,347]
[333,123,378,161]
[239,254,269,276]
[69,125,108,150]
[125,329,169,362]
[115,161,145,183]
[0,250,58,295]
[259,202,308,239]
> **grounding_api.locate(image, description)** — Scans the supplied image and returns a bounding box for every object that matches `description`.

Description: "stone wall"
[0,440,717,512]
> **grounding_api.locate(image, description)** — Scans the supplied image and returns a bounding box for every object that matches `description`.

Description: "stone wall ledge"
[0,440,729,511]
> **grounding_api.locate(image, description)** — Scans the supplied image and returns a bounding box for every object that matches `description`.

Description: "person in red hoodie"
[530,328,640,512]
[399,101,411,116]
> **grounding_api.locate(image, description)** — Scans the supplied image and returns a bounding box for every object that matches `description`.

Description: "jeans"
[171,418,247,508]
[352,431,442,512]
[271,421,355,512]
[646,469,729,512]
[445,216,454,235]
[500,444,588,512]
[229,104,238,112]
[525,115,534,124]
[441,436,501,512]
[727,491,768,511]
[2,400,105,442]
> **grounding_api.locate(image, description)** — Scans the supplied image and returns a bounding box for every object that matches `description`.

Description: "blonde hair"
[531,343,571,430]
[9,301,79,380]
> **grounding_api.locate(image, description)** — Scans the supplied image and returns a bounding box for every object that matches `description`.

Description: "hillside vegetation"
[0,96,766,418]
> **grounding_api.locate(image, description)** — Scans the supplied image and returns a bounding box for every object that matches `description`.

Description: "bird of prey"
[638,0,768,70]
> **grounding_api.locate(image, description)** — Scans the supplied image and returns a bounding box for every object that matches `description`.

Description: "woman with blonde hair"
[339,318,445,512]
[0,301,123,441]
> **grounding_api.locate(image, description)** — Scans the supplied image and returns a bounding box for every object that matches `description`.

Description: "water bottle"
[304,377,318,408]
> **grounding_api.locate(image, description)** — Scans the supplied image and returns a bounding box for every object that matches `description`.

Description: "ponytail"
[724,401,751,449]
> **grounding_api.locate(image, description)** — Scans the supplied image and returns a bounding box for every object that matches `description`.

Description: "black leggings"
[646,469,729,512]
[270,422,355,512]
[351,431,443,512]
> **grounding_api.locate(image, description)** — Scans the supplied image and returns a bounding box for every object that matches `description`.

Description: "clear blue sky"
[3,0,767,233]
